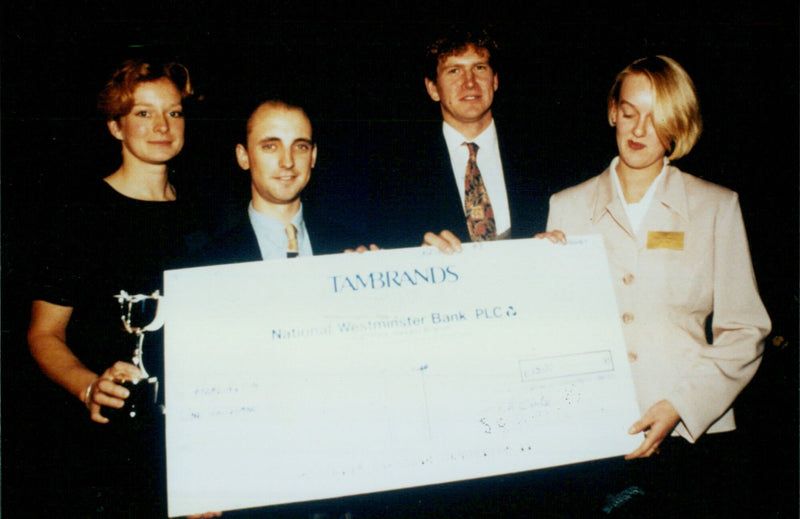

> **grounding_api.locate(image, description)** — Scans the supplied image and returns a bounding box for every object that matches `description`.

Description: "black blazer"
[368,119,550,249]
[196,201,360,267]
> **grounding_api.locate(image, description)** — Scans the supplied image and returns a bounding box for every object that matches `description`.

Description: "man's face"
[236,104,317,214]
[425,45,498,135]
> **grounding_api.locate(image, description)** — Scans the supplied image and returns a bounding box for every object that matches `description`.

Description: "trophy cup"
[112,290,164,422]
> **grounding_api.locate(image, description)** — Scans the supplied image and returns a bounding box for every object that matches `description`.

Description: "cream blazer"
[547,163,770,442]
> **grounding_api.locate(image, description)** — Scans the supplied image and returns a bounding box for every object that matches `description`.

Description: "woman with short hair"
[542,55,770,514]
[27,58,216,517]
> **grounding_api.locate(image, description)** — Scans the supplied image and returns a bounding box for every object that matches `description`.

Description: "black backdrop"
[2,2,797,517]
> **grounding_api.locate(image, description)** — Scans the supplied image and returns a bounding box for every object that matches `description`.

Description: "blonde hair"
[608,55,702,160]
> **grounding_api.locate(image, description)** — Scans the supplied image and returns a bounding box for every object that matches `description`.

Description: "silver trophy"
[114,290,164,419]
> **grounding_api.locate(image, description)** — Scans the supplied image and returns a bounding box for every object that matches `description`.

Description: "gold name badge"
[647,231,684,250]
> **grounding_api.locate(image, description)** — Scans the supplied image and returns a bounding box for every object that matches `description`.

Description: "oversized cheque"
[162,235,641,517]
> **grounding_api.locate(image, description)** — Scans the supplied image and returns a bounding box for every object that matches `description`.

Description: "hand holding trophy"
[111,290,165,422]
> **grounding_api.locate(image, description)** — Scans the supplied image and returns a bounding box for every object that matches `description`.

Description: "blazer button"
[622,273,635,285]
[627,351,638,362]
[621,312,634,324]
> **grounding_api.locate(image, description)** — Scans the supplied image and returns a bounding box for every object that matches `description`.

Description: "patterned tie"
[285,223,299,258]
[463,142,497,241]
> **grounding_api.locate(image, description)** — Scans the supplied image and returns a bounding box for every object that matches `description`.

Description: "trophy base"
[105,378,161,425]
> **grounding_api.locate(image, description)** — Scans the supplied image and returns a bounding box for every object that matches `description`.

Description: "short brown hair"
[97,59,193,121]
[608,55,702,160]
[240,99,313,147]
[424,25,499,82]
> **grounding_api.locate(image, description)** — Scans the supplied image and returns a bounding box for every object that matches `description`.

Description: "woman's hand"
[533,230,567,244]
[28,300,132,424]
[85,361,145,424]
[625,399,680,459]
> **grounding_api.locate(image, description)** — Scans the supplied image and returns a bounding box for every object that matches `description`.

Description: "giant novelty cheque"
[161,236,641,517]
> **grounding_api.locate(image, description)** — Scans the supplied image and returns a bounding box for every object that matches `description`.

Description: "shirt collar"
[610,156,666,209]
[594,157,689,224]
[442,119,497,155]
[248,201,305,231]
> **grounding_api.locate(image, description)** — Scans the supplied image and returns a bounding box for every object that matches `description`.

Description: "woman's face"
[611,73,667,177]
[108,77,185,166]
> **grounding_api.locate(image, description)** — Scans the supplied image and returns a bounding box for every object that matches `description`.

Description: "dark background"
[2,2,797,517]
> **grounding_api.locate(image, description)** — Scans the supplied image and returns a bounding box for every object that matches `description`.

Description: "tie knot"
[464,142,479,161]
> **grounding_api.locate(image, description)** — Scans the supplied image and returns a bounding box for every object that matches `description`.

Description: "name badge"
[647,231,684,250]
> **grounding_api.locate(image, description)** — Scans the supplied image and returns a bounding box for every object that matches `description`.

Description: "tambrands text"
[330,266,458,293]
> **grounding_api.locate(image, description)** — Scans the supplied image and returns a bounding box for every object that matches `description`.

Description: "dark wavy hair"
[424,25,499,82]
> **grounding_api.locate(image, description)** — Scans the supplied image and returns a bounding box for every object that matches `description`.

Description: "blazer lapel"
[429,129,471,241]
[652,165,690,223]
[592,168,635,238]
[495,121,550,238]
[637,165,690,241]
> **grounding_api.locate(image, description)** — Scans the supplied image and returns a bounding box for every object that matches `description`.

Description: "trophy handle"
[142,291,165,332]
[115,290,165,332]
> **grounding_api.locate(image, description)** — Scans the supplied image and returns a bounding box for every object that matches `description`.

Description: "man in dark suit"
[369,26,549,252]
[201,99,368,266]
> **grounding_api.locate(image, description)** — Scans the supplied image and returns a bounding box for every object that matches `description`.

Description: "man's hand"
[343,244,381,253]
[422,230,463,254]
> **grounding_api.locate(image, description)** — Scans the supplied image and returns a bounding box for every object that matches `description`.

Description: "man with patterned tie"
[364,27,595,517]
[368,25,550,252]
[199,99,367,265]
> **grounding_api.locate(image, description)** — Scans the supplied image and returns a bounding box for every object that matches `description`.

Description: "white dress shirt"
[610,156,667,234]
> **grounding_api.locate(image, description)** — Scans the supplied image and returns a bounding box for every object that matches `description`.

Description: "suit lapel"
[232,213,264,261]
[496,123,549,238]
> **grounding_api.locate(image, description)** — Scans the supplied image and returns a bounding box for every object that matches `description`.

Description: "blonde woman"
[542,56,770,514]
